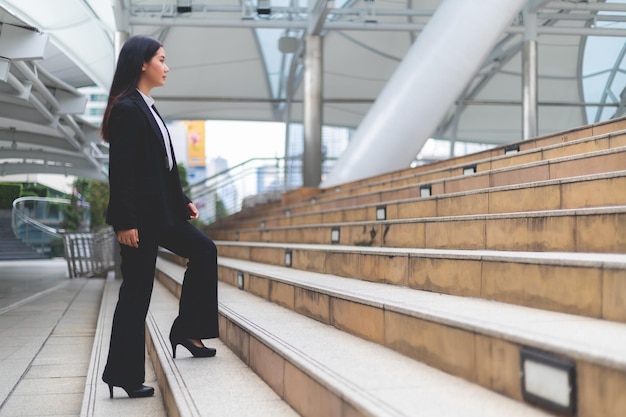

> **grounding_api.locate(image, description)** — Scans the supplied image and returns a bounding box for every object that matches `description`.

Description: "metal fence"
[62,230,116,278]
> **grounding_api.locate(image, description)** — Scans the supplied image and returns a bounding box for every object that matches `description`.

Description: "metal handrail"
[184,156,335,223]
[12,198,66,237]
[11,196,115,277]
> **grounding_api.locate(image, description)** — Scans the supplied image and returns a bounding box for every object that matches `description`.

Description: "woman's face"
[141,46,169,90]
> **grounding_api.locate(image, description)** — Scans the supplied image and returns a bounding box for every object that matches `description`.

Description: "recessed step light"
[520,347,576,416]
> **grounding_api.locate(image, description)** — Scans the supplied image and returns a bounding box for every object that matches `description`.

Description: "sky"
[204,120,286,167]
[169,120,286,170]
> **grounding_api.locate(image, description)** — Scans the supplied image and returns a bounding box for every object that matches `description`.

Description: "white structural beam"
[127,15,626,36]
[321,0,528,188]
[0,24,48,60]
[0,162,107,180]
[112,0,130,32]
[308,0,330,35]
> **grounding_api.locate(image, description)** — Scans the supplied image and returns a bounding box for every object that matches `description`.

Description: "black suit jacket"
[106,90,190,231]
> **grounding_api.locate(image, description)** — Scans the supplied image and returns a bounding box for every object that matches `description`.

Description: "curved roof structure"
[0,0,114,180]
[0,0,625,182]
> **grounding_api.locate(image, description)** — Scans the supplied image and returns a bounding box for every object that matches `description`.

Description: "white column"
[302,34,323,187]
[321,0,528,188]
[522,7,538,139]
[114,31,129,64]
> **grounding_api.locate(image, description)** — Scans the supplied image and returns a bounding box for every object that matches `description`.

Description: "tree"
[61,194,85,231]
[215,197,229,219]
[178,163,189,187]
[89,180,110,231]
[61,178,110,232]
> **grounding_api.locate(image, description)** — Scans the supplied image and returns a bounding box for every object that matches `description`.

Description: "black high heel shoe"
[169,331,216,358]
[107,384,154,398]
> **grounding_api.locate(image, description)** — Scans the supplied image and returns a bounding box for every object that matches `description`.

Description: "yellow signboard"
[184,120,205,167]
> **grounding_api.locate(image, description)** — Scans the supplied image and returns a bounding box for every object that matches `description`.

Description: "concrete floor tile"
[11,377,86,396]
[0,359,31,401]
[0,336,30,347]
[0,393,82,416]
[6,342,46,360]
[24,363,88,379]
[31,343,92,366]
[44,335,93,346]
[0,326,52,338]
[0,346,19,360]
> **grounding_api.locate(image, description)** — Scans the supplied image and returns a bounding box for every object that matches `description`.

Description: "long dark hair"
[100,35,162,142]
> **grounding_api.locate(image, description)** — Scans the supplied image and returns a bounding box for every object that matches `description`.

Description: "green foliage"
[21,184,48,198]
[215,197,229,219]
[61,194,85,231]
[74,178,90,200]
[49,236,65,257]
[190,218,206,228]
[89,181,109,231]
[61,178,110,232]
[0,183,22,208]
[178,163,189,187]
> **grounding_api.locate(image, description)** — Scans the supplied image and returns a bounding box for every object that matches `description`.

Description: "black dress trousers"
[102,182,218,387]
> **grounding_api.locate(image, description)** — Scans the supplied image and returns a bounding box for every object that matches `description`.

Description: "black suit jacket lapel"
[130,91,170,164]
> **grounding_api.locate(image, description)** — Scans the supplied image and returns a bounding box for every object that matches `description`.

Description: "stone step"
[145,278,299,417]
[81,277,167,417]
[208,131,626,230]
[155,256,553,417]
[318,116,626,197]
[200,255,626,417]
[311,129,626,204]
[235,171,626,230]
[0,213,47,260]
[211,241,626,322]
[211,205,626,254]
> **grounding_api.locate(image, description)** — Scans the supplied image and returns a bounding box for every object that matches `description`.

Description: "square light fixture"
[278,36,298,54]
[260,221,266,229]
[520,347,576,416]
[330,227,340,244]
[376,206,386,221]
[285,209,291,217]
[505,144,520,155]
[463,165,477,175]
[257,0,271,15]
[285,250,292,267]
[419,185,431,198]
[237,271,244,290]
[177,0,192,13]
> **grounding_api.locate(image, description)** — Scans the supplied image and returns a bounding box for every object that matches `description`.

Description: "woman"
[100,35,219,399]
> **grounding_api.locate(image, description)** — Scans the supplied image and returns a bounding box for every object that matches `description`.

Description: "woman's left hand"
[187,202,199,220]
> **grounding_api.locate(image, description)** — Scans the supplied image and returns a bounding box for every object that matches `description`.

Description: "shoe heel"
[171,341,177,359]
[108,384,114,398]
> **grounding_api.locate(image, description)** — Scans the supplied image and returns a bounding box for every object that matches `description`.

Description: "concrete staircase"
[0,209,47,260]
[197,117,625,417]
[83,117,626,417]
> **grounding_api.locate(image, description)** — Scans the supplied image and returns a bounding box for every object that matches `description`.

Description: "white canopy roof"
[0,0,625,181]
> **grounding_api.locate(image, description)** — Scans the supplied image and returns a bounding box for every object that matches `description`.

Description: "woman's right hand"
[117,229,139,248]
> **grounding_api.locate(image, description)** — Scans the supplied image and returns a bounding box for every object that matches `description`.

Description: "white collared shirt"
[137,89,174,170]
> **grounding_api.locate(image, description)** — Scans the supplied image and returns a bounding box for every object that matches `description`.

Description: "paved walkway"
[0,259,165,417]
